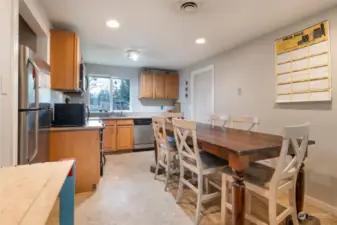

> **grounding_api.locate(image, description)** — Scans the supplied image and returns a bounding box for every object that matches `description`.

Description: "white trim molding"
[305,195,337,217]
[190,65,215,121]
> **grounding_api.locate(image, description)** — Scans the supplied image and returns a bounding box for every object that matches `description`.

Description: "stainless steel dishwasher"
[133,118,155,150]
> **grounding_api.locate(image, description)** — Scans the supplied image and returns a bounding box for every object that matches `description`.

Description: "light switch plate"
[237,88,242,96]
[1,77,9,96]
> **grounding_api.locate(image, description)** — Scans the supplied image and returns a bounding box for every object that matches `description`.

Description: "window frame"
[87,74,132,113]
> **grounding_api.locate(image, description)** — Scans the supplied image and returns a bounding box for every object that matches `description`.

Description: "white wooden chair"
[221,123,310,225]
[153,116,178,191]
[172,118,229,225]
[162,112,184,124]
[229,116,259,131]
[209,114,228,127]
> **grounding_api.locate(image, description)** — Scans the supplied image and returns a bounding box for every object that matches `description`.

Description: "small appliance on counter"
[52,103,89,127]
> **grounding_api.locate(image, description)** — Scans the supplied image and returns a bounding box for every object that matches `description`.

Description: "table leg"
[229,155,249,225]
[296,162,305,214]
[232,170,245,225]
[60,162,75,225]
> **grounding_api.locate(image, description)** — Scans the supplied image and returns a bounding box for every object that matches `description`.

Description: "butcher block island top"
[0,160,74,225]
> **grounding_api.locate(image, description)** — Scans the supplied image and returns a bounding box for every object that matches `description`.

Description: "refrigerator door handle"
[19,108,51,112]
[29,111,39,163]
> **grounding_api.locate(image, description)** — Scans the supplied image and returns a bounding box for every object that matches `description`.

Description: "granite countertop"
[49,120,104,131]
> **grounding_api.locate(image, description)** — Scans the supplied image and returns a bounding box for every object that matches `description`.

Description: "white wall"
[19,0,52,63]
[0,0,52,166]
[180,6,337,208]
[0,0,19,166]
[77,63,175,112]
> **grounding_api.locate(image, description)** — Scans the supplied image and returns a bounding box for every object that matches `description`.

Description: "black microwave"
[53,103,89,127]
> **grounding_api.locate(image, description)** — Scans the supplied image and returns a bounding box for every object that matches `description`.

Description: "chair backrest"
[162,112,184,124]
[152,116,169,158]
[229,116,259,131]
[172,118,202,170]
[270,123,310,190]
[209,114,228,127]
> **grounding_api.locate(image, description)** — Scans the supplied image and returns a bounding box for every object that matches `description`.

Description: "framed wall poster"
[275,21,331,103]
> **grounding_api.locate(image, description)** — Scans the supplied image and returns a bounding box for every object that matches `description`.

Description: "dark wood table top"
[166,122,315,157]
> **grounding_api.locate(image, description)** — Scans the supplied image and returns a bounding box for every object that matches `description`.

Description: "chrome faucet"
[119,110,123,117]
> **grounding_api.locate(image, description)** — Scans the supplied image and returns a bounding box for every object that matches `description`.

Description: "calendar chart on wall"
[275,21,331,103]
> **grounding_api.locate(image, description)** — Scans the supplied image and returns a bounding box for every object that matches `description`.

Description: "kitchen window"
[88,75,131,112]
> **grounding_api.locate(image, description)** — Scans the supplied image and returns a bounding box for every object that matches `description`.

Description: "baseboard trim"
[305,195,337,217]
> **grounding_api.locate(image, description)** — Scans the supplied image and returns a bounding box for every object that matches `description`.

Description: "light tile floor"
[47,151,337,225]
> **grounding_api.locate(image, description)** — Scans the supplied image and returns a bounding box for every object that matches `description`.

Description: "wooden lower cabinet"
[103,119,134,151]
[103,125,116,152]
[117,125,134,150]
[49,129,100,193]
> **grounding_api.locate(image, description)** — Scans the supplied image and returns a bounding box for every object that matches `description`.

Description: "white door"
[192,69,213,123]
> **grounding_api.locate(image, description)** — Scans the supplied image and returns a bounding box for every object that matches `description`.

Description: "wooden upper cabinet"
[165,75,179,99]
[50,30,80,90]
[154,73,166,98]
[139,71,179,99]
[139,72,154,98]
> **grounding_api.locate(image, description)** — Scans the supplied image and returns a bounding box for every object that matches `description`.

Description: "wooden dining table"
[152,122,315,225]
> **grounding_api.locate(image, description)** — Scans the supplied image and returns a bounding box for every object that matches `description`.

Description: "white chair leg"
[195,173,203,225]
[246,190,252,214]
[289,188,299,225]
[154,162,160,180]
[204,176,210,194]
[164,163,170,191]
[176,166,184,203]
[221,173,228,225]
[268,198,277,225]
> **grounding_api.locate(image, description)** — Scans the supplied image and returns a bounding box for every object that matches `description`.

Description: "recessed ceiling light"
[196,38,206,44]
[106,20,120,28]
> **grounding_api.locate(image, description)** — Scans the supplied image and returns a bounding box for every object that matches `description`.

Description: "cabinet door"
[165,75,179,99]
[50,30,79,90]
[154,74,166,98]
[139,72,153,98]
[117,126,134,150]
[73,35,80,89]
[103,125,116,152]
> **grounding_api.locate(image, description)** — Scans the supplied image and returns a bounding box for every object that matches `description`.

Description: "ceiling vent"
[180,1,199,12]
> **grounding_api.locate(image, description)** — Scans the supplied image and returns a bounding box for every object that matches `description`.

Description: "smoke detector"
[175,0,202,13]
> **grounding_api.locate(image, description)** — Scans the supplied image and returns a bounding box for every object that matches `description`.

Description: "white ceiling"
[39,0,337,70]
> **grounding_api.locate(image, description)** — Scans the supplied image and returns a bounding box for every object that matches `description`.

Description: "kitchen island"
[49,120,104,193]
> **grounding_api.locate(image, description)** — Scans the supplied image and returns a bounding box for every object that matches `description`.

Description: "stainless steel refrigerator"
[18,45,52,165]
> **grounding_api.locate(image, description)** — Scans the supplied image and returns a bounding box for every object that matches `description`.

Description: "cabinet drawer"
[102,120,116,126]
[117,120,134,126]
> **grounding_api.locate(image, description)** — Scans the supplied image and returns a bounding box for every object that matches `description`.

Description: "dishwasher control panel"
[134,118,152,126]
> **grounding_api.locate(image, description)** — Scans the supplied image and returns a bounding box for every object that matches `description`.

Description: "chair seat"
[223,162,289,189]
[181,152,228,175]
[160,143,177,151]
[200,152,229,169]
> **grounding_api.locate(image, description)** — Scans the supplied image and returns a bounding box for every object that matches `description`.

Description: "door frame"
[190,65,215,121]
